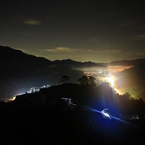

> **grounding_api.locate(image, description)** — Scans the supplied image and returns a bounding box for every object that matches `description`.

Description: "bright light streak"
[61,97,71,103]
[101,108,111,119]
[83,106,101,114]
[61,97,76,106]
[108,76,124,95]
[10,96,16,101]
[114,88,122,95]
[4,96,16,102]
[61,98,136,127]
[83,106,134,126]
[108,76,114,87]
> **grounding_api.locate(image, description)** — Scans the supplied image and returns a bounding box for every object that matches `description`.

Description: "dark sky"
[0,0,145,63]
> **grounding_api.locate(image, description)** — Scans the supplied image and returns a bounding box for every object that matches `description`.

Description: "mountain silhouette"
[0,45,145,101]
[0,45,106,79]
[109,59,145,66]
[0,45,52,79]
[1,45,145,80]
[0,45,83,100]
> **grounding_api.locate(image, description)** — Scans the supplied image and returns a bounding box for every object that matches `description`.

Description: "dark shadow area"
[0,83,145,145]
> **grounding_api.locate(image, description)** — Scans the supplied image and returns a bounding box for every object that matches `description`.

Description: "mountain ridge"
[0,45,145,101]
[1,45,145,69]
[1,45,145,81]
[0,45,52,79]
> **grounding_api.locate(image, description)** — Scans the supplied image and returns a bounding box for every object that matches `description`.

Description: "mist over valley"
[1,45,145,144]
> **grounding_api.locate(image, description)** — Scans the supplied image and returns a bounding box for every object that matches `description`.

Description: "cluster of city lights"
[108,75,123,95]
[4,84,50,102]
[4,73,124,103]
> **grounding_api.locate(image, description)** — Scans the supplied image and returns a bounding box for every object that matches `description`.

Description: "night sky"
[0,0,145,63]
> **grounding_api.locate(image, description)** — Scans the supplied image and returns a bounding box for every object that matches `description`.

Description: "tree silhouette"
[78,75,96,86]
[61,75,70,83]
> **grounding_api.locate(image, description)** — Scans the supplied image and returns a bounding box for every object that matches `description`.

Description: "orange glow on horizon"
[4,96,16,102]
[108,76,123,95]
[114,88,123,95]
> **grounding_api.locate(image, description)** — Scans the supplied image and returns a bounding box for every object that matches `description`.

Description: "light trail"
[4,96,16,102]
[83,106,134,126]
[61,97,76,106]
[101,108,111,119]
[108,75,123,95]
[114,88,122,95]
[108,76,114,87]
[61,97,136,127]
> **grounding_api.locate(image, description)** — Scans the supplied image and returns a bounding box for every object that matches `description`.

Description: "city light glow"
[108,75,123,95]
[114,88,123,95]
[108,76,114,87]
[4,96,16,102]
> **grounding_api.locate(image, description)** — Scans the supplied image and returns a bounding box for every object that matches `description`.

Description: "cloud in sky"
[1,0,145,63]
[41,47,121,54]
[131,34,145,41]
[44,47,75,52]
[23,19,41,25]
[17,45,144,63]
[35,47,123,62]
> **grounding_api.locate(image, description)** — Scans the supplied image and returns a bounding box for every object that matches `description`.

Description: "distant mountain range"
[0,45,52,79]
[109,59,145,66]
[0,45,145,101]
[1,45,145,78]
[1,45,145,81]
[0,45,101,79]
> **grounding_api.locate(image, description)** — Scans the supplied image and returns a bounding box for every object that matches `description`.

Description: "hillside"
[0,45,52,79]
[0,83,145,145]
[0,45,83,100]
[115,65,145,100]
[0,45,145,101]
[1,45,145,79]
[109,59,145,66]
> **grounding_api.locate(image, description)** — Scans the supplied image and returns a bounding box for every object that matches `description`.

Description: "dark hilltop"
[1,82,145,145]
[0,45,145,144]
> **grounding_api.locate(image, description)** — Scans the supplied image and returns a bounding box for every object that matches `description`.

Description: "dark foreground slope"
[0,83,145,145]
[115,64,145,100]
